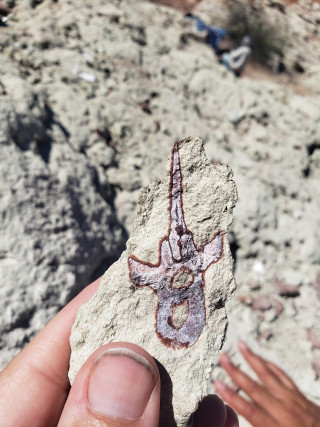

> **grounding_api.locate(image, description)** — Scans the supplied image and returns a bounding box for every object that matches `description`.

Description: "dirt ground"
[150,0,320,11]
[149,0,201,13]
[242,61,314,96]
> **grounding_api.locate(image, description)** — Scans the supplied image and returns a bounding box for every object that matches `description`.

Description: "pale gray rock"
[226,109,246,126]
[0,71,125,368]
[69,137,238,426]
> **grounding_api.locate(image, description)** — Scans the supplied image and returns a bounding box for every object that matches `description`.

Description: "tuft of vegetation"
[224,0,288,70]
[29,0,44,8]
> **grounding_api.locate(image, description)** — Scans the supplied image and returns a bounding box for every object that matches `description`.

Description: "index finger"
[0,277,100,427]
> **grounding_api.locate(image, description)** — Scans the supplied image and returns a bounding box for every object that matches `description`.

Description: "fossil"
[128,141,223,349]
[70,137,237,426]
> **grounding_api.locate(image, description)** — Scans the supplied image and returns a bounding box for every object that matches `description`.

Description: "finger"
[58,342,160,427]
[238,341,293,394]
[0,277,101,427]
[219,353,283,413]
[265,360,299,391]
[225,405,239,427]
[192,395,227,427]
[215,381,275,426]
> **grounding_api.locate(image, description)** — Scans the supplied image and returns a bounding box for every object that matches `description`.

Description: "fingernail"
[88,347,157,420]
[220,353,231,364]
[215,380,227,391]
[238,341,248,351]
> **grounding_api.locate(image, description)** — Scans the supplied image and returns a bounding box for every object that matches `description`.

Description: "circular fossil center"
[171,267,193,289]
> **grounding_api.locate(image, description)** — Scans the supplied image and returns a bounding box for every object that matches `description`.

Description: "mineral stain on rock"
[69,137,238,426]
[128,141,224,349]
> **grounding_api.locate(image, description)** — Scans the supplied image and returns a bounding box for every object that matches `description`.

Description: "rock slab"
[69,137,238,426]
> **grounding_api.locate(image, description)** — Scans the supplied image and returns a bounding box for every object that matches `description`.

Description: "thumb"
[58,342,160,427]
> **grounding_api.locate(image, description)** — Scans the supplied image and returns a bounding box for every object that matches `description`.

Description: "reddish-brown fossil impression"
[128,142,223,349]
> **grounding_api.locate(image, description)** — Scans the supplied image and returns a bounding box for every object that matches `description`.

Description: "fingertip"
[238,341,249,353]
[219,353,231,365]
[225,405,239,427]
[92,342,160,377]
[193,395,227,427]
[60,342,161,426]
[88,347,158,420]
[215,380,228,393]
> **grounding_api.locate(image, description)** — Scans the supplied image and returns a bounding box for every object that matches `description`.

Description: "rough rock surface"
[0,73,125,366]
[69,137,238,426]
[1,0,320,423]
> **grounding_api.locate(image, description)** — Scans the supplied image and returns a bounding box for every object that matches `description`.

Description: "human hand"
[215,341,320,427]
[0,277,238,427]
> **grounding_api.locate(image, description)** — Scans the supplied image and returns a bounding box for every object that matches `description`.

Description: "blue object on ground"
[195,17,226,53]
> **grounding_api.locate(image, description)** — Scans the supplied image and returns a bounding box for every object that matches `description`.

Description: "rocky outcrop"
[0,40,125,367]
